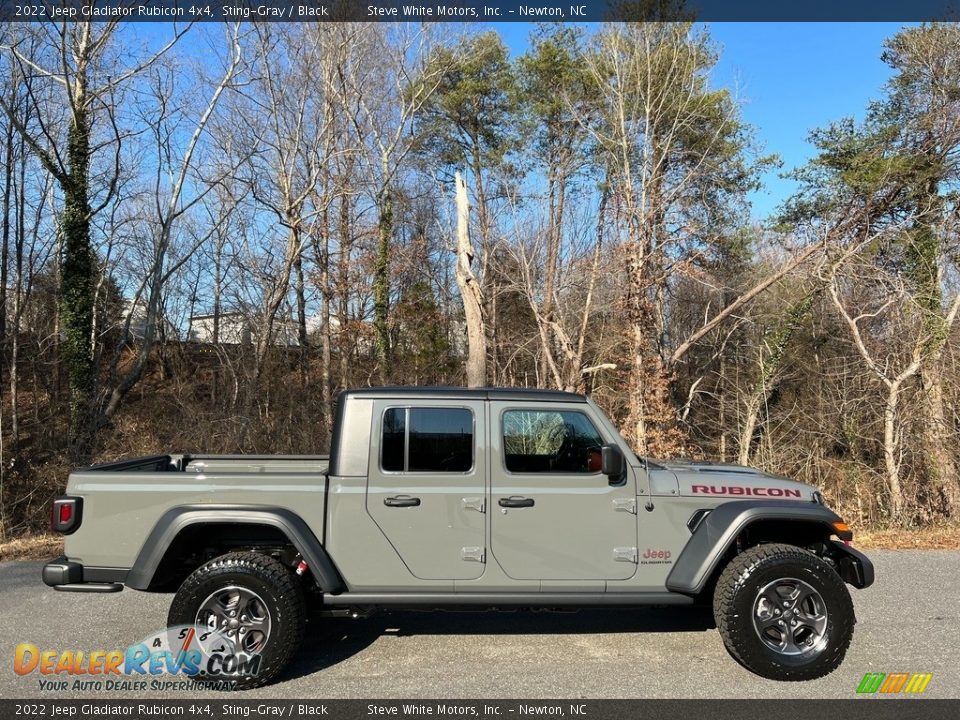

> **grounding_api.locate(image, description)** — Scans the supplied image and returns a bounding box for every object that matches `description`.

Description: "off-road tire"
[713,543,855,681]
[168,551,305,689]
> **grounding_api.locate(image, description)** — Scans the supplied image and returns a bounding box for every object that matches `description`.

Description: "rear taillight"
[50,497,82,534]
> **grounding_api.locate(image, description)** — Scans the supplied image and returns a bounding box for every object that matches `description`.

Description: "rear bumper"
[832,542,875,589]
[42,556,126,593]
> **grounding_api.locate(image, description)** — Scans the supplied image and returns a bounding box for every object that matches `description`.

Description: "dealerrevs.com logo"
[856,672,934,695]
[13,626,259,691]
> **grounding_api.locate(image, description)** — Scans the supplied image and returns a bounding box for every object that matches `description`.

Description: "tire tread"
[168,551,305,690]
[713,542,855,681]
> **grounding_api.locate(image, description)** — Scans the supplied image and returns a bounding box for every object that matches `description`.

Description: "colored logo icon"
[856,673,933,694]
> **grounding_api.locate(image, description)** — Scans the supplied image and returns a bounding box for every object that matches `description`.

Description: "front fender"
[665,500,851,595]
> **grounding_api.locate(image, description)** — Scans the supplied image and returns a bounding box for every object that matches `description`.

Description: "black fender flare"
[665,500,852,595]
[125,504,345,593]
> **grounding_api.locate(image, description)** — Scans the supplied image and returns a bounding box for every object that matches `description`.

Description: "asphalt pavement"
[0,550,956,699]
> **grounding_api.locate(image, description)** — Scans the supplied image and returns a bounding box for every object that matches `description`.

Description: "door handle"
[384,495,421,507]
[498,496,535,508]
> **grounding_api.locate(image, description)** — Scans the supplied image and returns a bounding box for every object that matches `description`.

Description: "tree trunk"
[470,149,494,386]
[315,202,333,440]
[8,289,18,451]
[919,354,960,516]
[8,140,25,451]
[337,188,351,389]
[623,172,683,457]
[455,171,486,388]
[60,100,97,459]
[908,176,959,517]
[294,251,308,385]
[540,168,561,385]
[718,353,727,463]
[0,110,12,379]
[373,188,392,382]
[882,383,905,520]
[253,223,303,385]
[211,238,222,405]
[737,395,762,467]
[567,184,608,393]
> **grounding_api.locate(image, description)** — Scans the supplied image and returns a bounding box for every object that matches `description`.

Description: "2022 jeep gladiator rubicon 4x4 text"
[44,387,873,687]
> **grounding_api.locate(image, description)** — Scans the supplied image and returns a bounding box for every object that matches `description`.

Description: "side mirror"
[601,444,625,478]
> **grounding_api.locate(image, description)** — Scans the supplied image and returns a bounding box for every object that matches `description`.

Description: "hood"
[649,459,816,501]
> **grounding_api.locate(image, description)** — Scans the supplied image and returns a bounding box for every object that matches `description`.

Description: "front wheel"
[713,543,855,681]
[168,551,305,689]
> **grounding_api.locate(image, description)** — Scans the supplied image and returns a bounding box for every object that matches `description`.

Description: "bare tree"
[101,26,246,423]
[510,181,612,392]
[0,18,188,455]
[326,24,445,381]
[224,25,340,387]
[454,171,486,386]
[583,23,758,455]
[826,251,960,519]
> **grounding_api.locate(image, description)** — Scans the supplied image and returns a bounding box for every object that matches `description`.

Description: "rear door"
[489,403,638,581]
[366,400,486,580]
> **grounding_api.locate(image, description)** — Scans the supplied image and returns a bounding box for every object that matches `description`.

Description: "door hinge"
[461,546,486,563]
[612,497,637,514]
[613,546,638,563]
[462,497,485,513]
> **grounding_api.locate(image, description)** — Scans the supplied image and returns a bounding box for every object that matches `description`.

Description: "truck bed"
[65,454,330,569]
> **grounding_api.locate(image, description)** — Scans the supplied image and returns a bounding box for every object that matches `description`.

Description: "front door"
[490,403,638,581]
[367,400,486,580]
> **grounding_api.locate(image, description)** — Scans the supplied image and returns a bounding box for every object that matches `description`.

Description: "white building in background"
[119,299,178,341]
[188,312,250,345]
[187,312,300,347]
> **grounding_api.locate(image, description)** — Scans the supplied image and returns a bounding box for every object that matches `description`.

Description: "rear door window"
[381,407,474,473]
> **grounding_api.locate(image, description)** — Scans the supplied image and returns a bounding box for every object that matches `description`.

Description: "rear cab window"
[381,407,474,473]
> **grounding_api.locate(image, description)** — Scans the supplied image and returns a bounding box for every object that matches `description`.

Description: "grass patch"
[0,534,63,562]
[855,525,960,550]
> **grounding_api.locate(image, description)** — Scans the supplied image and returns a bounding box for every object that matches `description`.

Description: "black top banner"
[0,0,958,23]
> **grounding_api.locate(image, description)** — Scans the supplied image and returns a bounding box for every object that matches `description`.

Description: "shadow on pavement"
[282,606,715,681]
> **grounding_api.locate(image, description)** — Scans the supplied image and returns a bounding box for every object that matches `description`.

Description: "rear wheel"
[713,543,855,681]
[168,551,305,689]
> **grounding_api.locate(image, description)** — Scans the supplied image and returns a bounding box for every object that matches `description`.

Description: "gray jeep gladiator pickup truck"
[43,387,873,688]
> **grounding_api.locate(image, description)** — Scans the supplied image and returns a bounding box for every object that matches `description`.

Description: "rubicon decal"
[856,672,933,695]
[691,484,802,498]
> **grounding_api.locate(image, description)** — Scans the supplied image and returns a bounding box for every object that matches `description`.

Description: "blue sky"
[498,21,910,219]
[134,21,910,220]
[708,22,908,218]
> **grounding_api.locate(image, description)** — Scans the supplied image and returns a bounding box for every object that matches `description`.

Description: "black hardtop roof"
[340,386,586,403]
